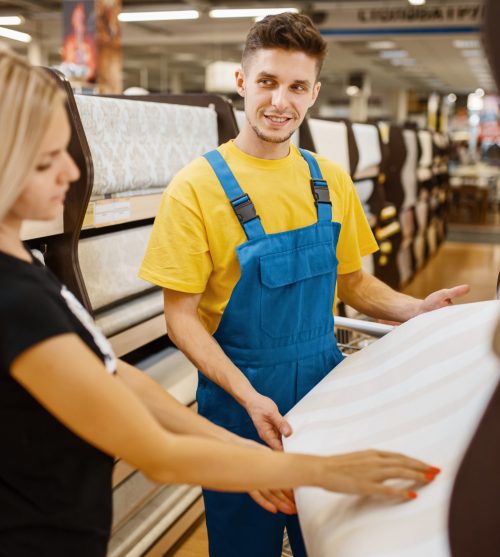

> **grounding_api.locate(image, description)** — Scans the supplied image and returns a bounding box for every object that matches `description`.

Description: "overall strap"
[204,150,266,240]
[298,148,332,222]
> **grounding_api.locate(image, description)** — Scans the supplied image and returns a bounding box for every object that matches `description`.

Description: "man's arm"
[338,269,470,322]
[162,288,292,451]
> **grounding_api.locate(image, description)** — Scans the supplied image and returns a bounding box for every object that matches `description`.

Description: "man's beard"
[249,116,297,144]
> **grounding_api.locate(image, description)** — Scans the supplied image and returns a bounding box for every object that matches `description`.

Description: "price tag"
[94,199,131,225]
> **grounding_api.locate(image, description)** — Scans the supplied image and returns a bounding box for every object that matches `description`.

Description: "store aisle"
[402,241,499,303]
[166,240,499,557]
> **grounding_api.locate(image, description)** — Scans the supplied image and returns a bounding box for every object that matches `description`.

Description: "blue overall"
[197,148,344,557]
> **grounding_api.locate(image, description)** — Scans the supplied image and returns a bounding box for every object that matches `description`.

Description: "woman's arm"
[116,359,238,443]
[11,333,436,498]
[116,359,297,515]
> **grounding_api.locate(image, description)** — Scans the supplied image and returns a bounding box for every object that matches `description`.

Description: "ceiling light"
[408,0,426,5]
[367,41,396,50]
[0,26,31,42]
[173,53,197,62]
[453,39,480,49]
[346,85,360,96]
[447,93,457,103]
[380,50,408,59]
[118,10,199,22]
[0,16,23,25]
[467,93,483,110]
[391,58,416,66]
[209,7,298,18]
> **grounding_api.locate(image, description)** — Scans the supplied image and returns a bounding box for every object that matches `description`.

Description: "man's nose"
[271,86,289,112]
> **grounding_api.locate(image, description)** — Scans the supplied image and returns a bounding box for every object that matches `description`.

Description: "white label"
[94,199,131,225]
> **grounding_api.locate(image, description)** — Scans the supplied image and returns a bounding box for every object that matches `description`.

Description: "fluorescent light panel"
[0,26,31,42]
[462,49,483,57]
[391,58,416,66]
[453,39,480,49]
[0,16,23,25]
[408,0,426,5]
[380,49,408,59]
[210,7,298,18]
[118,10,199,22]
[367,40,396,50]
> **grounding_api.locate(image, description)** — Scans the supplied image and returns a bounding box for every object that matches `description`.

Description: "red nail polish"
[425,472,437,481]
[429,466,441,474]
[407,491,417,500]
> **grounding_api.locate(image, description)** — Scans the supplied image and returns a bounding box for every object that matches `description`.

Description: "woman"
[0,49,438,557]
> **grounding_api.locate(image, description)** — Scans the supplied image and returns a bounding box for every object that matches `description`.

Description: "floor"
[167,237,500,557]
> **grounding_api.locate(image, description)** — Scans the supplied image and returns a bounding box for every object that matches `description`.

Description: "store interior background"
[0,0,499,554]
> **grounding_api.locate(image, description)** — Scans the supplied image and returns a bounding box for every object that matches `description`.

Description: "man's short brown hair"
[242,13,327,79]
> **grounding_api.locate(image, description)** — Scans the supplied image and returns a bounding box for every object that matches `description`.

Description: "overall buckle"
[310,178,331,206]
[230,193,258,224]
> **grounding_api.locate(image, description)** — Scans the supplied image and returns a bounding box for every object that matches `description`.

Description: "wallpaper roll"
[284,301,500,557]
[75,95,218,197]
[402,130,418,210]
[95,289,163,337]
[418,129,434,170]
[78,224,153,311]
[308,119,350,174]
[352,123,382,177]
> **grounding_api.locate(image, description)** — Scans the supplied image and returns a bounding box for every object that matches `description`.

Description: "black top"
[0,250,117,557]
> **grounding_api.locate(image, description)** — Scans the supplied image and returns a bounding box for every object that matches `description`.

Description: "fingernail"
[407,491,418,500]
[425,472,437,481]
[428,467,441,475]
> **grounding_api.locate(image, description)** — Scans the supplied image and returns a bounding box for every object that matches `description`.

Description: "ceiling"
[0,0,496,116]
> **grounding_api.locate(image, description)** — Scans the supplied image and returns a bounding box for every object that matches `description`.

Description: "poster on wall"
[96,0,122,94]
[62,0,97,83]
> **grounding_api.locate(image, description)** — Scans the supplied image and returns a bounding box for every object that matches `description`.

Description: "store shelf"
[82,193,163,229]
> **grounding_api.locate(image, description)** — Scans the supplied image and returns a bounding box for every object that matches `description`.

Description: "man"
[140,13,468,557]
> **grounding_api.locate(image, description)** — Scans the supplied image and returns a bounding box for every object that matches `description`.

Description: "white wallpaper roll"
[95,289,163,337]
[284,301,500,557]
[352,123,381,177]
[418,130,434,170]
[402,130,418,209]
[308,119,350,173]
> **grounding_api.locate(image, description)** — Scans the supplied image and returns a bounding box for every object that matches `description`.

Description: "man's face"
[236,48,321,145]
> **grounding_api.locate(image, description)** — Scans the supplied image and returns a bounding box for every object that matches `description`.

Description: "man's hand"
[416,284,470,316]
[244,393,292,451]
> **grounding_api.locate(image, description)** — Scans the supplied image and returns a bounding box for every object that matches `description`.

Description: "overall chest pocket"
[259,241,337,338]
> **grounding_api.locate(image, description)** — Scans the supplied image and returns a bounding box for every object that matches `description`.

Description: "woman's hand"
[323,449,440,500]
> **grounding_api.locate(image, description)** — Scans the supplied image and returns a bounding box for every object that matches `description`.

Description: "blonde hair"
[0,47,65,221]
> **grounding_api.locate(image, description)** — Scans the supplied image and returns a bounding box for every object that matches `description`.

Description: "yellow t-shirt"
[139,140,378,334]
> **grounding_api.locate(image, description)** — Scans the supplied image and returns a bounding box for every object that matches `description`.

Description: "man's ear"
[309,81,321,107]
[235,69,245,97]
